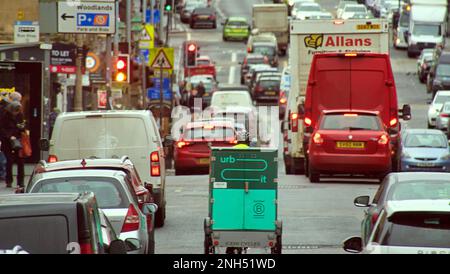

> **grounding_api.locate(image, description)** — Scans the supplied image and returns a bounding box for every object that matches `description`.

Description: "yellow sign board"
[149,48,174,74]
[142,24,155,49]
[357,24,381,30]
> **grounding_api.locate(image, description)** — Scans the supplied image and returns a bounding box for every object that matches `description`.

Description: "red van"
[303,53,411,174]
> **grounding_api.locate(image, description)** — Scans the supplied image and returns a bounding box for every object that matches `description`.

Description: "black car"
[190,8,217,29]
[180,1,207,23]
[0,193,137,254]
[427,51,450,98]
[251,42,278,67]
[239,54,268,84]
[252,76,281,103]
[417,48,434,83]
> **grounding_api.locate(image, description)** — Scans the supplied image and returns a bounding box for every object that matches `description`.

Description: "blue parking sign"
[77,13,110,27]
[147,88,172,100]
[145,9,160,24]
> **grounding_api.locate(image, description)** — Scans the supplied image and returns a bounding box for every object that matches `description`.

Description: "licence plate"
[199,16,209,19]
[199,158,210,165]
[416,162,435,167]
[336,142,365,149]
[265,91,276,95]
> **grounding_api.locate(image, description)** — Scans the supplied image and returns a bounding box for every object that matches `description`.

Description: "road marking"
[228,52,237,84]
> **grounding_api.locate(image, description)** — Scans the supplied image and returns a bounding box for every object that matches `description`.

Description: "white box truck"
[282,19,389,175]
[407,0,447,57]
[252,4,289,56]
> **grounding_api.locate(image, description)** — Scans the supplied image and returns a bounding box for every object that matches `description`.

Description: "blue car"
[400,129,450,172]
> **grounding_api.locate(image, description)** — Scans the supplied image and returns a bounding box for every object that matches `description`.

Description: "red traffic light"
[114,54,130,83]
[188,44,197,52]
[116,59,126,70]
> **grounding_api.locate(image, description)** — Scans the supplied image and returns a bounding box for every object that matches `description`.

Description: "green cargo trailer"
[204,147,282,254]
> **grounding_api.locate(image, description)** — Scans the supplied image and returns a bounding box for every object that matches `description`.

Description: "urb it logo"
[304,34,324,49]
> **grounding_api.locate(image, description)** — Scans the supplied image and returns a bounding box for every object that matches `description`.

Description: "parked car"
[0,193,138,254]
[352,172,450,246]
[417,48,434,83]
[41,110,167,227]
[24,168,157,254]
[427,52,450,98]
[190,7,217,29]
[180,1,207,23]
[399,129,450,172]
[222,17,250,41]
[308,110,392,183]
[240,54,269,84]
[174,120,237,175]
[344,199,450,254]
[436,101,450,132]
[427,90,450,128]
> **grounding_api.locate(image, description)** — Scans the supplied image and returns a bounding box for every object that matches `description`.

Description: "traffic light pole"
[74,34,84,112]
[159,59,164,132]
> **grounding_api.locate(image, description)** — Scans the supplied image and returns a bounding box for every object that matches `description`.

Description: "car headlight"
[288,0,295,6]
[441,154,450,160]
[402,152,411,159]
[434,79,442,86]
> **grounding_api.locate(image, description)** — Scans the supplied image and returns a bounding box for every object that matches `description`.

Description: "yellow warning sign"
[149,48,174,74]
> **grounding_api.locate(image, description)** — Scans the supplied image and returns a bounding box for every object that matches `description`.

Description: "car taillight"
[280,97,287,104]
[255,86,263,93]
[378,134,389,145]
[440,113,450,117]
[389,117,398,127]
[79,243,93,254]
[371,212,379,226]
[312,133,323,145]
[48,155,58,163]
[209,15,216,20]
[290,112,299,132]
[121,204,140,233]
[304,117,312,127]
[150,151,160,177]
[177,141,190,149]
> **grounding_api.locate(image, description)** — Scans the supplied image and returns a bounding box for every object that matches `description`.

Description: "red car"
[308,110,392,183]
[174,121,238,175]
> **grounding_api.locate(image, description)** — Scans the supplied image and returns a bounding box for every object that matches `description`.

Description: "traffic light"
[130,59,141,84]
[186,42,198,67]
[164,2,172,11]
[114,54,130,83]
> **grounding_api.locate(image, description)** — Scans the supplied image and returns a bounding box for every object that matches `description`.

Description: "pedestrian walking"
[0,101,26,188]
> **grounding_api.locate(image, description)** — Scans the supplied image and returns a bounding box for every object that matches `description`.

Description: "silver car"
[26,169,153,254]
[435,101,450,131]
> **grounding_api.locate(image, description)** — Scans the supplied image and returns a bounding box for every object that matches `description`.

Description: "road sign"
[145,9,161,24]
[86,52,100,73]
[49,43,78,74]
[58,1,116,34]
[14,21,39,44]
[152,78,170,90]
[149,48,174,73]
[147,88,172,100]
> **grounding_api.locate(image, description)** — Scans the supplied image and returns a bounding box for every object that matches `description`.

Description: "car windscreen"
[388,180,450,201]
[183,127,235,141]
[434,94,450,104]
[32,178,129,209]
[320,114,381,130]
[259,80,280,89]
[253,46,275,57]
[413,24,441,37]
[404,133,447,148]
[376,213,450,248]
[211,92,252,107]
[437,64,450,77]
[0,215,70,254]
[58,117,149,150]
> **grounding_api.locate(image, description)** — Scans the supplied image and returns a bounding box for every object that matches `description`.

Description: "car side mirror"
[39,138,50,151]
[143,203,158,215]
[354,196,370,207]
[427,99,432,105]
[124,238,142,252]
[343,237,363,253]
[108,239,127,254]
[401,104,411,120]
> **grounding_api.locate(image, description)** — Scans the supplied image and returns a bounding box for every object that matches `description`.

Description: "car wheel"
[304,156,310,177]
[428,122,434,129]
[407,49,414,58]
[309,163,319,183]
[175,168,185,176]
[190,23,194,29]
[155,204,166,228]
[284,159,293,175]
[213,22,217,29]
[147,229,155,254]
[223,35,227,42]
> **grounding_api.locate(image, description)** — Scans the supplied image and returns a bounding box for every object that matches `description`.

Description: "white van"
[42,110,167,226]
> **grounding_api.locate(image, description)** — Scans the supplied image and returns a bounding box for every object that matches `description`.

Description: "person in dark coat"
[0,102,25,188]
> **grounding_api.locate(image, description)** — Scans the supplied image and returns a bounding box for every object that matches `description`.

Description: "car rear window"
[376,213,450,248]
[227,21,247,27]
[0,215,70,254]
[58,117,149,149]
[211,92,252,108]
[404,134,447,148]
[196,59,210,65]
[247,57,265,65]
[260,80,280,89]
[320,114,381,131]
[253,46,275,56]
[32,178,129,209]
[388,180,450,201]
[183,127,235,141]
[437,64,450,76]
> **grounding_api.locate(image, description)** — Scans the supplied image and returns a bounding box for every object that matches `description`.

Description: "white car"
[428,90,450,128]
[435,101,450,131]
[344,199,450,254]
[340,4,368,20]
[292,2,322,20]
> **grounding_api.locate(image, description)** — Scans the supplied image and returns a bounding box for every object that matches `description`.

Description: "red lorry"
[303,53,411,176]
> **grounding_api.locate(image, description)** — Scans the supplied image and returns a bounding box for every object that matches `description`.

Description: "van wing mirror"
[343,237,363,253]
[108,239,127,254]
[39,139,50,151]
[400,104,411,121]
[354,196,370,207]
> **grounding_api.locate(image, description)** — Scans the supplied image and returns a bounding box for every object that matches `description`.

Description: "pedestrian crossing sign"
[149,48,174,73]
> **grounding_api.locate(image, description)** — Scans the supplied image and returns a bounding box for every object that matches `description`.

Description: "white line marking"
[228,52,237,84]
